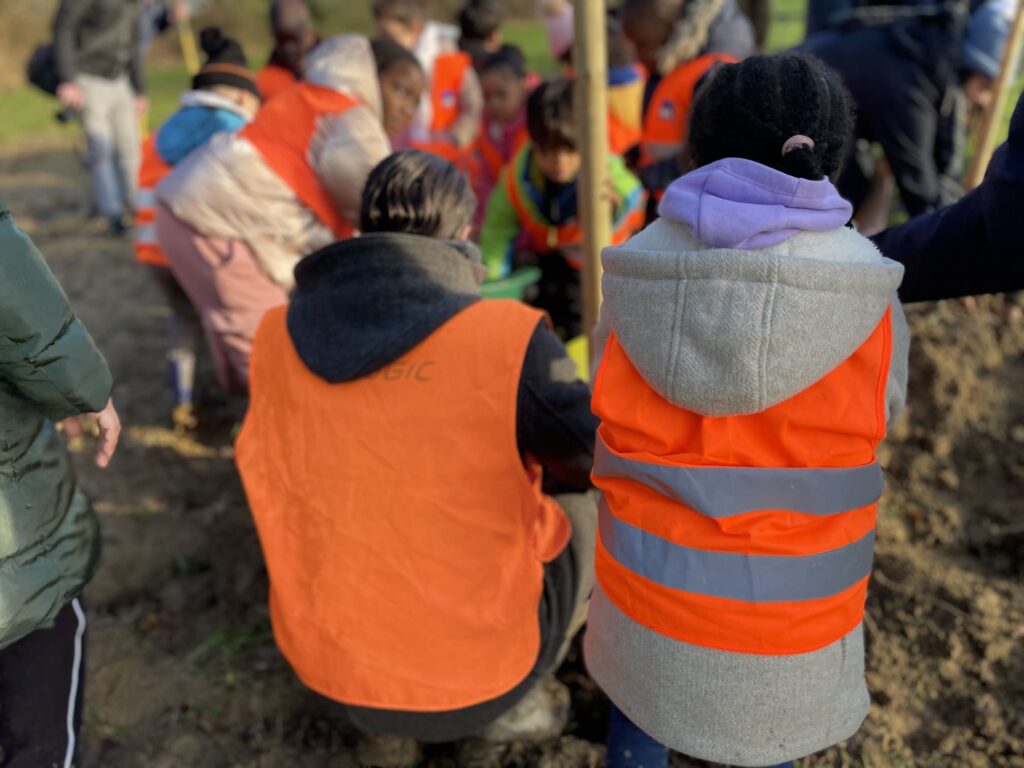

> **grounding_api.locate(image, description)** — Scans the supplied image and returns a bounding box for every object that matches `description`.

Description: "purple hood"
[658,158,853,249]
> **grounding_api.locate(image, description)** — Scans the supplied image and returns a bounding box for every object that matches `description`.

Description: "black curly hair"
[361,150,477,240]
[688,54,855,181]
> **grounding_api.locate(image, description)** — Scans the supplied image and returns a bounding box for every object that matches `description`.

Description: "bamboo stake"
[573,0,611,365]
[177,19,201,76]
[966,0,1024,189]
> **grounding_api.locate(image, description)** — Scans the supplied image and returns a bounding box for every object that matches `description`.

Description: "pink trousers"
[155,204,288,392]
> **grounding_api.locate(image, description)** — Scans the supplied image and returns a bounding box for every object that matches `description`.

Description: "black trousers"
[0,599,86,768]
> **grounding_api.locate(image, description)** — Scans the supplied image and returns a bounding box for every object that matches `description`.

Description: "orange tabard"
[241,83,357,239]
[591,309,894,656]
[134,134,173,267]
[640,53,736,168]
[256,64,298,101]
[236,300,571,711]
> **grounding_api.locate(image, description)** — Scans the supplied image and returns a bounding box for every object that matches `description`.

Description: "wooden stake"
[573,0,611,365]
[966,1,1024,189]
[177,20,201,76]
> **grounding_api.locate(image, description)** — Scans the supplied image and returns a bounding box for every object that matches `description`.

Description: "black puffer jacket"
[53,0,144,92]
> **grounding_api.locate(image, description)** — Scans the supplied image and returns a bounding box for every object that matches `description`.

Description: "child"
[585,54,910,768]
[0,202,120,768]
[257,0,319,101]
[480,78,646,338]
[135,26,261,428]
[373,0,483,165]
[476,47,531,206]
[458,0,504,71]
[156,35,420,392]
[237,150,598,766]
[622,0,754,198]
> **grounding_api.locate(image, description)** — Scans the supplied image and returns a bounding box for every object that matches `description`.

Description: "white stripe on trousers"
[65,599,86,768]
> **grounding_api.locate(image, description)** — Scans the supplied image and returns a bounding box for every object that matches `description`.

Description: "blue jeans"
[607,704,796,768]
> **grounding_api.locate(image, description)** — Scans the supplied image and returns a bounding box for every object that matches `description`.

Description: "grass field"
[0,0,1018,152]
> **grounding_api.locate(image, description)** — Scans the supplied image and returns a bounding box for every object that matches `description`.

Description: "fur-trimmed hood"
[657,0,755,74]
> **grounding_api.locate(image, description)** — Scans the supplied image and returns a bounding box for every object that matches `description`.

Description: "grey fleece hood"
[600,216,906,417]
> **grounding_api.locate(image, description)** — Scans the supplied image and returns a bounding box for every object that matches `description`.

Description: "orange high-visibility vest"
[477,122,528,184]
[236,299,571,711]
[135,134,173,268]
[256,64,298,102]
[413,51,481,182]
[640,53,735,169]
[241,83,357,239]
[505,148,646,266]
[591,309,893,656]
[608,111,642,156]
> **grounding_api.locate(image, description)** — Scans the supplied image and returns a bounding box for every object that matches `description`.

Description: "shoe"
[477,676,571,743]
[108,216,130,237]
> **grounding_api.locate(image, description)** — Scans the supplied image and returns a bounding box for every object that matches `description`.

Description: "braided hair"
[688,54,854,180]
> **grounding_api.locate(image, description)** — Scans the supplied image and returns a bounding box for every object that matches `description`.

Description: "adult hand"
[134,95,150,120]
[56,82,85,112]
[60,399,122,469]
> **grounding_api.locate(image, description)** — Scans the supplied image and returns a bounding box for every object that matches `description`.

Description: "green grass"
[0,8,1019,156]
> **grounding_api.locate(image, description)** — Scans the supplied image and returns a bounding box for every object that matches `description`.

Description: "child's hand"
[601,175,624,211]
[60,398,122,469]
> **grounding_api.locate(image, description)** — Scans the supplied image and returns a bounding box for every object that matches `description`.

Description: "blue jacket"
[156,90,250,165]
[872,92,1024,301]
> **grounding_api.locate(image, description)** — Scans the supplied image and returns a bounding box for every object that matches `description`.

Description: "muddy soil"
[1,136,1021,768]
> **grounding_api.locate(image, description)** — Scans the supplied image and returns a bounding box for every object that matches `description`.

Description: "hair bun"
[200,27,226,56]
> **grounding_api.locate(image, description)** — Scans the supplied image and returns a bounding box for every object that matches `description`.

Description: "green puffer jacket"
[0,203,112,650]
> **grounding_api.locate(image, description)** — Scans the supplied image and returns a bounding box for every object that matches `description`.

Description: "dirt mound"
[1,138,1021,767]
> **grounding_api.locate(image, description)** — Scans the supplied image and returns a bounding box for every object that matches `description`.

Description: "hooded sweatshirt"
[261,233,595,738]
[157,36,390,290]
[585,158,909,766]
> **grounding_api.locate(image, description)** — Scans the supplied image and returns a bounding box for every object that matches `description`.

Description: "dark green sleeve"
[53,0,87,85]
[0,207,112,420]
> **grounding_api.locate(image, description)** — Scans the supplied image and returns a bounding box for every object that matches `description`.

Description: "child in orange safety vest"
[479,78,646,339]
[373,0,483,170]
[256,0,319,101]
[237,150,600,764]
[475,46,533,218]
[622,0,754,202]
[586,54,910,768]
[136,27,261,428]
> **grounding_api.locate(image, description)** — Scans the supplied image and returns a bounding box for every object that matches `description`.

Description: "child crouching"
[237,150,600,765]
[480,79,645,338]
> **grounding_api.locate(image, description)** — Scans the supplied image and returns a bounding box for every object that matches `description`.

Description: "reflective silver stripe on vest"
[133,223,158,245]
[599,497,876,603]
[136,188,158,209]
[593,439,883,518]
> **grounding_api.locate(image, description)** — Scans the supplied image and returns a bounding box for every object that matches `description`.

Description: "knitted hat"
[192,28,261,99]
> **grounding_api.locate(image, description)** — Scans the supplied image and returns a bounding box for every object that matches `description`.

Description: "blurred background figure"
[257,0,320,101]
[53,0,148,235]
[802,0,1020,226]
